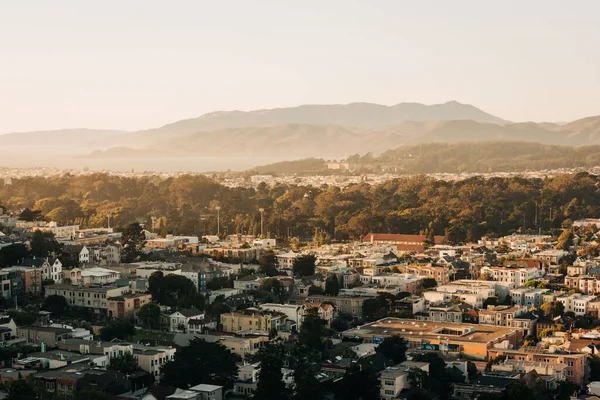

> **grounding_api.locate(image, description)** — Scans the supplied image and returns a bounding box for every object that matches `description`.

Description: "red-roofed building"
[362,233,444,252]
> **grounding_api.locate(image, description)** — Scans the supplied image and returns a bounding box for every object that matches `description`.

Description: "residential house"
[233,274,267,292]
[63,245,90,265]
[221,309,286,333]
[80,266,120,285]
[5,266,42,296]
[189,384,223,400]
[380,361,430,400]
[107,293,152,320]
[162,308,205,332]
[45,284,128,316]
[17,326,71,347]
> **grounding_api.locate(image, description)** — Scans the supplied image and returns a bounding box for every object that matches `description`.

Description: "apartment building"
[479,265,544,288]
[46,284,128,315]
[107,293,152,320]
[510,288,549,308]
[556,293,597,316]
[395,264,452,285]
[307,295,367,317]
[80,267,120,285]
[478,305,527,327]
[17,326,71,347]
[487,348,587,384]
[221,309,286,333]
[4,266,42,295]
[380,361,429,400]
[132,344,176,381]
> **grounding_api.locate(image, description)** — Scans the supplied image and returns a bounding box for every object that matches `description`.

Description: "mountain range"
[1,101,599,171]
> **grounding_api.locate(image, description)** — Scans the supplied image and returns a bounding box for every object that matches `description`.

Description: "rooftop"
[343,318,519,344]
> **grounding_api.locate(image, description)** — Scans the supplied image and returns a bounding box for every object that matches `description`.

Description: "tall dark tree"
[19,208,41,222]
[7,379,36,400]
[254,354,287,400]
[148,271,198,308]
[161,338,238,389]
[121,222,145,262]
[99,322,135,341]
[30,230,61,257]
[375,335,407,364]
[137,303,161,329]
[42,294,68,317]
[0,243,29,268]
[259,250,279,276]
[293,358,324,400]
[335,364,380,400]
[108,351,139,374]
[298,308,327,351]
[324,275,340,296]
[293,255,317,277]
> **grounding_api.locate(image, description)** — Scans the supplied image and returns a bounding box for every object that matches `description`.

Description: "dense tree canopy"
[161,338,238,389]
[0,172,599,244]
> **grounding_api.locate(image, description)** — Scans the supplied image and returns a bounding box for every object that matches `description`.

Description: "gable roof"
[175,308,203,318]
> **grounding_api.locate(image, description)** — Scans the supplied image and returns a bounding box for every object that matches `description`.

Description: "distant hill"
[103,101,507,148]
[0,129,125,147]
[250,141,600,175]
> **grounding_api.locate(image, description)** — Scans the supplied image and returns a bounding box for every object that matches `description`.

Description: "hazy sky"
[1,1,599,134]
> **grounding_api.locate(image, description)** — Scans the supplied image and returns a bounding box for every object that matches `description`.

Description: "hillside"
[0,129,125,147]
[104,101,507,148]
[249,142,600,175]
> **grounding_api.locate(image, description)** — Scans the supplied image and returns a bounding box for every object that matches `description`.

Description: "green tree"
[293,255,317,277]
[324,275,340,296]
[421,278,437,289]
[254,354,287,400]
[121,222,145,262]
[137,303,161,329]
[19,208,41,222]
[298,308,327,351]
[335,364,380,400]
[540,301,564,318]
[6,379,36,400]
[161,338,238,389]
[149,271,198,308]
[30,230,61,257]
[505,380,534,398]
[42,294,68,317]
[293,358,324,400]
[375,335,407,364]
[556,229,574,251]
[0,243,29,268]
[99,322,135,341]
[259,250,279,276]
[108,351,139,374]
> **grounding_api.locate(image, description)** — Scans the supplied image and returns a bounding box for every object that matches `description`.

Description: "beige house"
[380,361,430,400]
[107,293,152,320]
[221,309,285,333]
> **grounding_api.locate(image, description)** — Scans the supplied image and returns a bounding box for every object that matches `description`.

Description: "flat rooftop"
[342,318,518,344]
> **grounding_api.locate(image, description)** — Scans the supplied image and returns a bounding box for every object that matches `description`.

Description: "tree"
[540,301,564,318]
[161,338,238,389]
[556,229,574,250]
[335,364,380,400]
[99,322,135,341]
[254,354,287,400]
[260,278,283,298]
[308,286,324,295]
[108,351,139,374]
[554,380,578,400]
[0,243,29,268]
[148,271,198,308]
[505,380,534,398]
[30,230,61,258]
[484,296,499,308]
[121,222,145,262]
[293,358,324,400]
[293,255,316,277]
[137,303,161,329]
[421,278,437,289]
[6,379,36,400]
[259,250,279,276]
[19,208,41,222]
[324,275,340,296]
[298,308,327,351]
[375,335,407,364]
[42,294,68,317]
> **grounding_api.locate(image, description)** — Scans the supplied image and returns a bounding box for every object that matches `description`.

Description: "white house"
[41,258,63,283]
[163,308,205,332]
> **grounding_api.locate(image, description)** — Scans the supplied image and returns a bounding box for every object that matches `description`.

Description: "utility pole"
[215,206,221,236]
[107,214,111,229]
[259,208,264,238]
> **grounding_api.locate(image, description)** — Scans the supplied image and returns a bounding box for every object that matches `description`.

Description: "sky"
[1,1,599,134]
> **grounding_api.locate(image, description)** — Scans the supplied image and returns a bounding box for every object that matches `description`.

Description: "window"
[384,380,394,386]
[385,390,394,395]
